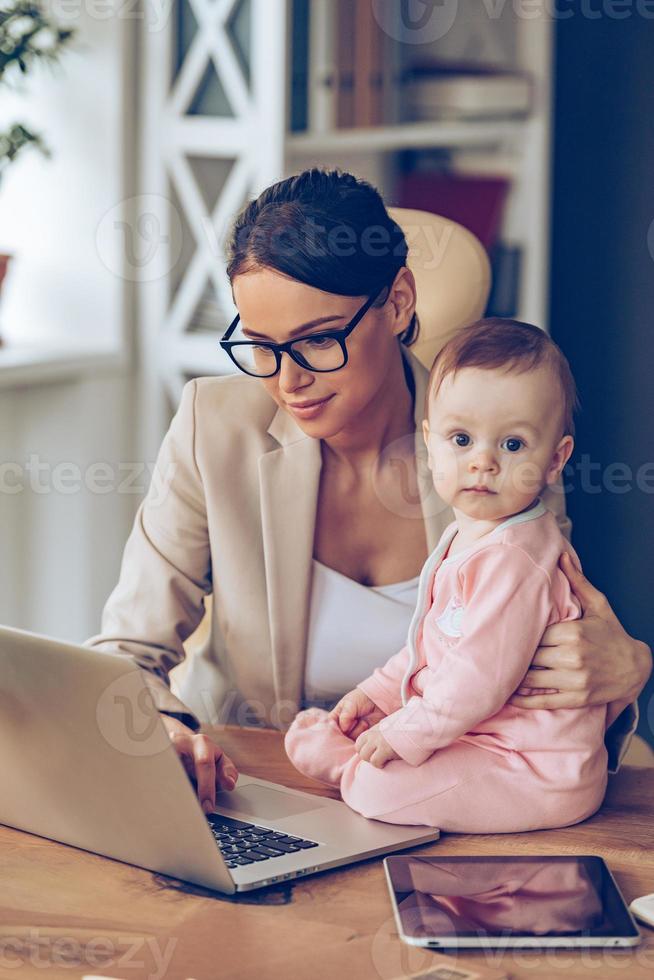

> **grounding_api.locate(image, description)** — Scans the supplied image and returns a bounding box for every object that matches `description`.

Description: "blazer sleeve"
[84,379,210,731]
[378,544,558,766]
[357,644,410,716]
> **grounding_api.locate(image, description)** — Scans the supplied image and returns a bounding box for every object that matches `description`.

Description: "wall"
[550,11,654,745]
[0,371,137,642]
[0,7,140,642]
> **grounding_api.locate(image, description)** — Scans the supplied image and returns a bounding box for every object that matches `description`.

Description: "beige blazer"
[86,348,636,770]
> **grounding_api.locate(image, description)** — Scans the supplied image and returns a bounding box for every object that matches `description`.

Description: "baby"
[285,318,628,833]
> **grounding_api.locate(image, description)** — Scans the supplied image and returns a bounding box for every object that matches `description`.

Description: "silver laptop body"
[0,625,439,893]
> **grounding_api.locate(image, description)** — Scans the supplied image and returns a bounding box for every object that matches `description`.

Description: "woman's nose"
[278,351,313,392]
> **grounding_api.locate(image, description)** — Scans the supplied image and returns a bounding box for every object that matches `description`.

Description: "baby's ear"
[421,420,433,470]
[546,434,574,484]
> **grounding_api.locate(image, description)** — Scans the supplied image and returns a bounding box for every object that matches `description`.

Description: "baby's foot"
[284,707,358,786]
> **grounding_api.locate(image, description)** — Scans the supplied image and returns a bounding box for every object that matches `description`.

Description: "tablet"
[384,855,641,949]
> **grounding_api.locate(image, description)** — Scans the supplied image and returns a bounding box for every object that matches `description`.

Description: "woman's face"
[231,266,416,440]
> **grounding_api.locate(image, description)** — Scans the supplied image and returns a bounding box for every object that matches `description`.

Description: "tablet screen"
[385,856,640,942]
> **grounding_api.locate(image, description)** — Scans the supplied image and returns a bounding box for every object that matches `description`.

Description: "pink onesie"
[284,498,627,832]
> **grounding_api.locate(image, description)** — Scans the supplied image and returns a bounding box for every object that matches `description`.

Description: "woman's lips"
[286,394,335,419]
[464,487,496,494]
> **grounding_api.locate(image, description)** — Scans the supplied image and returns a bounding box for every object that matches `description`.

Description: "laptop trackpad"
[215,784,326,820]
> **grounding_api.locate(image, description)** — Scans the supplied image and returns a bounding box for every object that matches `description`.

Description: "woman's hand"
[509,551,652,710]
[354,726,400,769]
[329,689,387,740]
[160,714,239,813]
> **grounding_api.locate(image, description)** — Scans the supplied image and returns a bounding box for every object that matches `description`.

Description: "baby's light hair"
[426,317,580,437]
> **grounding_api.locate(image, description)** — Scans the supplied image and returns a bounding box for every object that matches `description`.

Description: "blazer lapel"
[259,407,322,717]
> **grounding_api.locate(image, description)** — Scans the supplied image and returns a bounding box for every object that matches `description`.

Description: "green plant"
[0,1,75,178]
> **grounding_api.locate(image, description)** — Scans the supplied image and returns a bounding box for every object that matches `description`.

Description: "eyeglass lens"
[230,335,346,376]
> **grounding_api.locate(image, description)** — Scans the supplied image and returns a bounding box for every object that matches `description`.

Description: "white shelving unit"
[140,0,554,446]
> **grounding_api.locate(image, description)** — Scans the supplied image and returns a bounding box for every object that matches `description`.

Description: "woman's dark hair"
[225,167,419,346]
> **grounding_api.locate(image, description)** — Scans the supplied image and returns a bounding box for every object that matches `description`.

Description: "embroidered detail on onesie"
[435,596,465,638]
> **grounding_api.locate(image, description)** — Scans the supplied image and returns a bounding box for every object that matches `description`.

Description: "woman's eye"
[452,433,470,447]
[305,336,335,349]
[502,438,524,453]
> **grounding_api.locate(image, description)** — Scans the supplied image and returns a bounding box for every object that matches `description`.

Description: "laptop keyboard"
[207,813,319,869]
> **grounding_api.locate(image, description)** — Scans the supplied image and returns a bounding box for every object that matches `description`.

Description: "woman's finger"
[558,552,616,621]
[508,690,586,710]
[214,749,238,792]
[193,737,219,812]
[516,668,585,691]
[529,646,583,670]
[535,619,581,649]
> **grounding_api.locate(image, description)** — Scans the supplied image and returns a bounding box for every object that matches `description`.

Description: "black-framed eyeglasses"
[219,283,388,378]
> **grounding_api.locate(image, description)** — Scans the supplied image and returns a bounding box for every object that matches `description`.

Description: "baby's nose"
[469,451,499,472]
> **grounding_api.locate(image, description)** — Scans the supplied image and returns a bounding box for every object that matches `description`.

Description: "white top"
[302,559,420,709]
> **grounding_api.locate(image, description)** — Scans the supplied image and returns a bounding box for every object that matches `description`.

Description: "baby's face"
[422,364,574,521]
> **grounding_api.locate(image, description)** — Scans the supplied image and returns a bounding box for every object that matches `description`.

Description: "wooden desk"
[0,725,652,980]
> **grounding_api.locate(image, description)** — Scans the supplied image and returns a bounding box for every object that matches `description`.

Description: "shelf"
[0,344,128,391]
[162,331,241,378]
[286,118,527,155]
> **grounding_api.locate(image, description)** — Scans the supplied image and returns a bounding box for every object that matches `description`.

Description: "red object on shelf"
[394,173,511,251]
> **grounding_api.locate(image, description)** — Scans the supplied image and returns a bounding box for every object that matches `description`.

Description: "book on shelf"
[336,0,356,127]
[345,0,397,127]
[401,61,533,122]
[486,243,523,318]
[394,170,511,252]
[394,166,521,318]
[292,0,399,131]
[290,0,310,132]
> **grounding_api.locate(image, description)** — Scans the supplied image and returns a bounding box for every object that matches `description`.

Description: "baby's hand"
[354,726,400,769]
[329,689,386,739]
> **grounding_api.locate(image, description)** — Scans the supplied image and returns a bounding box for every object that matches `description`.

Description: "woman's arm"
[84,380,240,806]
[508,551,652,771]
[85,379,211,728]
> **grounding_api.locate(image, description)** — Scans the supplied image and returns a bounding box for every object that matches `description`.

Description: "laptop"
[0,625,439,894]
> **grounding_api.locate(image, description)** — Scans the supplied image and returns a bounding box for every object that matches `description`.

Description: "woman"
[87,169,651,815]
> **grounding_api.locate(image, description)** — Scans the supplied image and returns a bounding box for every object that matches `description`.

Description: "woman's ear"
[545,434,574,485]
[388,266,417,338]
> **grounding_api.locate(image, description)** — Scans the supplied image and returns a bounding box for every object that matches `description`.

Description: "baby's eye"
[502,437,524,453]
[452,433,471,448]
